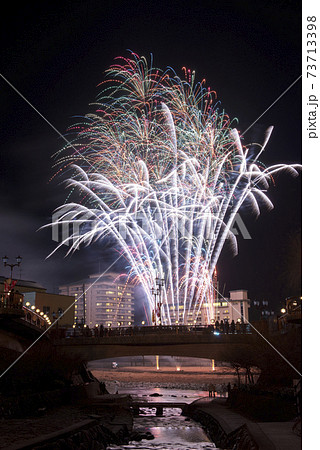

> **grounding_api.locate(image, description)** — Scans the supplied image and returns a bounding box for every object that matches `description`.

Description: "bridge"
[52,323,301,386]
[0,293,50,353]
[0,299,300,386]
[53,326,255,362]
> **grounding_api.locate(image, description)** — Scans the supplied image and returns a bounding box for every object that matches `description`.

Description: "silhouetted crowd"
[54,320,250,339]
[210,319,249,334]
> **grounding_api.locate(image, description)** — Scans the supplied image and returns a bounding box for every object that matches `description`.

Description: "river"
[89,356,237,449]
[105,385,221,449]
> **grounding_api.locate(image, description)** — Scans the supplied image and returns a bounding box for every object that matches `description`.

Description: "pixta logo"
[52,207,251,247]
[51,206,94,247]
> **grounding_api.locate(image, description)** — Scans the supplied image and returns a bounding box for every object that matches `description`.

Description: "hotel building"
[59,273,135,327]
[207,289,251,324]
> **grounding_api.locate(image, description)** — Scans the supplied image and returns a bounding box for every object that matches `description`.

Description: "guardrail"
[58,323,252,339]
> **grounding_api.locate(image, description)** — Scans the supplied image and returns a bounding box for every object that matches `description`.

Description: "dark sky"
[0,0,301,309]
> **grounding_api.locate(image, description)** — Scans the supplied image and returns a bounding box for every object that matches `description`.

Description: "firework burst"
[50,53,300,325]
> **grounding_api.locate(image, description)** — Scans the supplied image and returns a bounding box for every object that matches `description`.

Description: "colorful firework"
[50,53,300,325]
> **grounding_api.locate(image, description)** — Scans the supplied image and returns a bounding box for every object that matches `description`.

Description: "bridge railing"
[22,307,49,330]
[58,323,252,340]
[0,292,24,309]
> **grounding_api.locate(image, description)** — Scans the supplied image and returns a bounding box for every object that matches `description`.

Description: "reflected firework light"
[51,52,301,326]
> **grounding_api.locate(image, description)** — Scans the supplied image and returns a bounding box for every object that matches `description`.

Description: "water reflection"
[145,424,213,443]
[106,387,219,449]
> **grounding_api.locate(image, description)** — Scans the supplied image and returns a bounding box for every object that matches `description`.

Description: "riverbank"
[90,365,248,390]
[184,397,301,450]
[91,366,301,450]
[0,392,134,449]
[0,366,300,449]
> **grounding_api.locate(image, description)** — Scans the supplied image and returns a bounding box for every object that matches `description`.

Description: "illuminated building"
[211,289,250,324]
[59,273,135,327]
[197,269,250,325]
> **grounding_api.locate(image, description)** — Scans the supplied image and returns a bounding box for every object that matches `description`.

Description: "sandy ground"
[90,365,254,390]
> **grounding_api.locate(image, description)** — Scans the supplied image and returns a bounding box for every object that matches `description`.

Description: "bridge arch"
[53,332,256,364]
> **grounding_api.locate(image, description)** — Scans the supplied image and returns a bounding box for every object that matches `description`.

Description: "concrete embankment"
[1,388,135,450]
[183,397,301,450]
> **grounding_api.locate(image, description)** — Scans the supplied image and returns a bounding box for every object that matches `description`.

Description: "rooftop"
[0,276,46,292]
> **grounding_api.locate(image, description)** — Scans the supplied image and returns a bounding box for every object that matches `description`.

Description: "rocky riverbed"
[0,365,255,449]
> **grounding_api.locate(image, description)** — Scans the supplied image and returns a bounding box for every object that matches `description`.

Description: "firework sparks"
[50,53,300,325]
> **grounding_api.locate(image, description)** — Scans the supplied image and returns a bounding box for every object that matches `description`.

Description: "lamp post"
[152,275,164,326]
[2,255,22,279]
[157,276,164,326]
[151,286,158,326]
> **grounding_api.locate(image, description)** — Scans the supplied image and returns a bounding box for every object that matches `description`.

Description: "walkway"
[190,397,301,450]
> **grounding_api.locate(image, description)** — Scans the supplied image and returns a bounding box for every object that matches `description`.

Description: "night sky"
[0,0,301,311]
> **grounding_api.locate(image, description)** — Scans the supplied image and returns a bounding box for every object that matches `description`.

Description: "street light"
[153,275,165,326]
[151,286,158,325]
[2,255,22,279]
